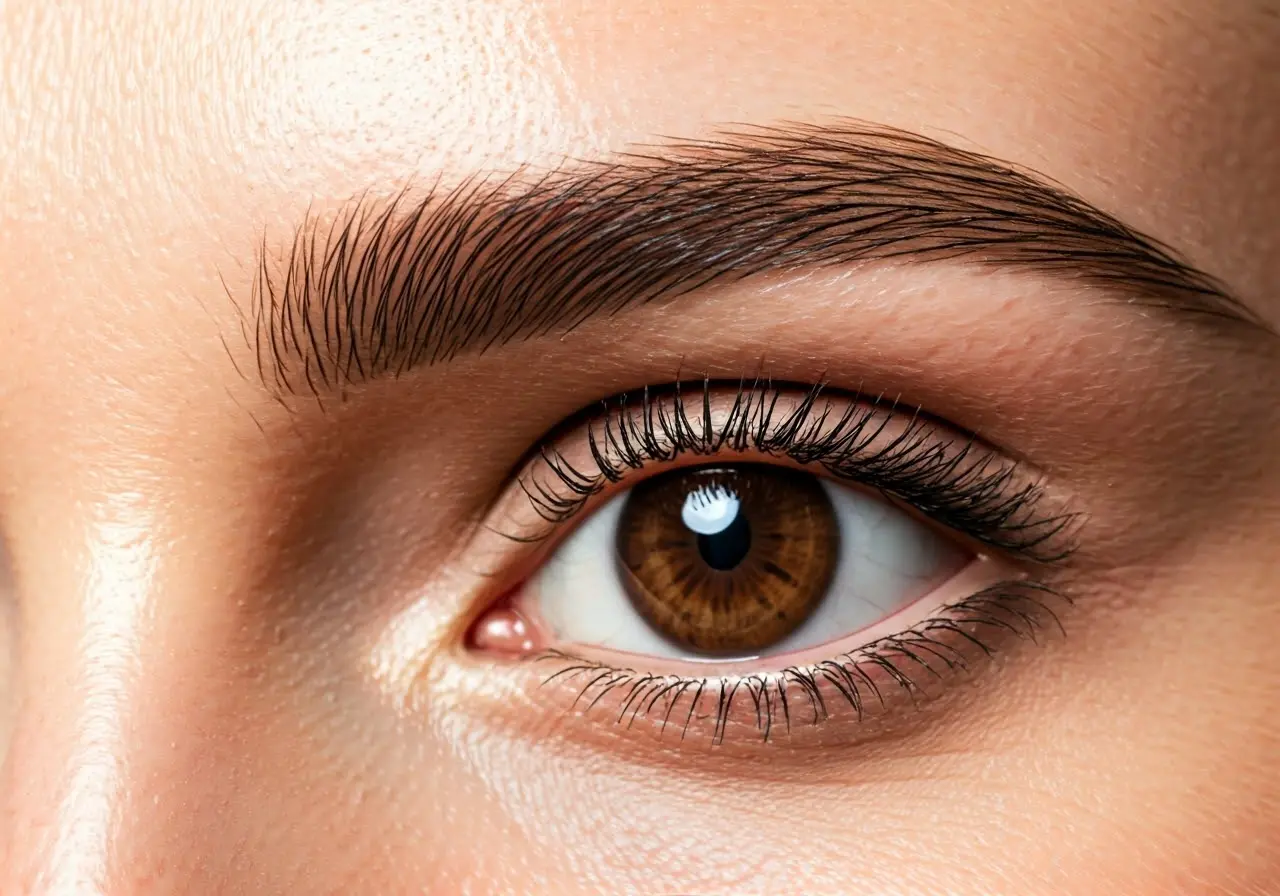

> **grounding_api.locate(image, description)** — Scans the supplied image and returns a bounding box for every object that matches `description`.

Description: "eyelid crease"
[509,378,1082,565]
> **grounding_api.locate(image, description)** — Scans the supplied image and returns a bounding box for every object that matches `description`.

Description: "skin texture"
[1,1,1278,894]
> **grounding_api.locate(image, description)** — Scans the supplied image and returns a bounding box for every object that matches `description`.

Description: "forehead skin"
[0,1,1278,894]
[3,1,1278,409]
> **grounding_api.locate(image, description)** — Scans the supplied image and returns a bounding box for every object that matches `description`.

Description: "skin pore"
[1,1,1278,894]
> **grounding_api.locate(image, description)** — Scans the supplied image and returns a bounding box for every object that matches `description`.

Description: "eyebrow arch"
[246,120,1261,397]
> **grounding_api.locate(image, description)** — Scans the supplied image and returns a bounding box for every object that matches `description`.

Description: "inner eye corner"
[463,588,541,658]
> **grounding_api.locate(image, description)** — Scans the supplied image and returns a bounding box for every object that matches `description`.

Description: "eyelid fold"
[478,576,1071,747]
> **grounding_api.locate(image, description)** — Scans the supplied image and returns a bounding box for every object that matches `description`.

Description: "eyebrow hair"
[246,120,1259,397]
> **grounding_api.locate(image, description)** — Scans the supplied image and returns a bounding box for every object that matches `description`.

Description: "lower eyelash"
[533,580,1069,745]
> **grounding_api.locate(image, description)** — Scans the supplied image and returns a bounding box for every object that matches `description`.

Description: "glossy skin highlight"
[1,2,1278,894]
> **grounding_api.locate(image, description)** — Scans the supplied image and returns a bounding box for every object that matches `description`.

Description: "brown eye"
[529,458,967,662]
[615,466,839,655]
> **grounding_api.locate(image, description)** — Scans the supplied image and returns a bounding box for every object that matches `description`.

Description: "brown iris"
[615,465,839,655]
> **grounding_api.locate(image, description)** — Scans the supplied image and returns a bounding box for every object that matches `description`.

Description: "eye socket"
[460,381,1075,744]
[528,463,969,663]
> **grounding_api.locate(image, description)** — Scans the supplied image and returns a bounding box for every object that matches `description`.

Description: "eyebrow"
[245,120,1260,397]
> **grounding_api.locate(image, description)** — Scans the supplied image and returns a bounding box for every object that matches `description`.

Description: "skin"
[1,1,1278,893]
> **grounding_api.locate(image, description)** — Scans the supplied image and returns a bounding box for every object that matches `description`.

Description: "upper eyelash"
[517,378,1080,563]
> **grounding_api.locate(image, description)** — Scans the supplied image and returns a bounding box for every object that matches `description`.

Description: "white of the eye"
[531,477,965,661]
[766,484,962,653]
[535,496,688,657]
[681,487,740,535]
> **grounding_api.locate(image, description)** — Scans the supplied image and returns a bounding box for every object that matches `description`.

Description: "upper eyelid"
[508,380,1081,564]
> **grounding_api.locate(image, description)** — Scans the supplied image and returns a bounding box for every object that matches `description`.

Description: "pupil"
[683,487,753,570]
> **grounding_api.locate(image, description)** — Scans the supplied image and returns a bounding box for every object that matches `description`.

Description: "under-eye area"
[463,378,1081,746]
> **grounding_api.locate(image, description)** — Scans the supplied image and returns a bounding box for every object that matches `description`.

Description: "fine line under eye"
[515,379,1081,563]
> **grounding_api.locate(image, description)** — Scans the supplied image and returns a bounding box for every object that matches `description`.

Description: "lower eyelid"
[459,574,1071,750]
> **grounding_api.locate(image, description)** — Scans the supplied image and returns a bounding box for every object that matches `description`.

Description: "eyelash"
[502,378,1081,744]
[537,580,1066,745]
[518,378,1076,561]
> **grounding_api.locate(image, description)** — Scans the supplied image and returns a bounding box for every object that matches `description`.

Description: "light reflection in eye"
[525,463,969,663]
[681,485,739,534]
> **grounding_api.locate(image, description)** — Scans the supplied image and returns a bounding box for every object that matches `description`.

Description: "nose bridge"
[3,495,162,894]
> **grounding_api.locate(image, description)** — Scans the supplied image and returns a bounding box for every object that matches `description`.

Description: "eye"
[463,380,1075,744]
[531,463,968,661]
